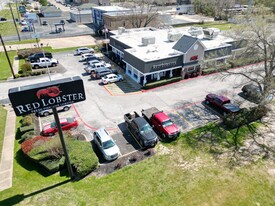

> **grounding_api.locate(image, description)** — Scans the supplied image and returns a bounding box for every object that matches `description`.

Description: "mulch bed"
[87,148,155,178]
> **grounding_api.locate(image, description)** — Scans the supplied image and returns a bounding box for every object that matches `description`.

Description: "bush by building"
[17,48,42,59]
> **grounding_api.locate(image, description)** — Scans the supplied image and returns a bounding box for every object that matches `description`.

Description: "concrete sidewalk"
[0,35,101,52]
[0,105,16,192]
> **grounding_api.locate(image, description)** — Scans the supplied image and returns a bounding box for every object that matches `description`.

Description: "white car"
[75,47,94,55]
[37,105,71,117]
[79,53,95,62]
[93,127,120,161]
[101,74,124,84]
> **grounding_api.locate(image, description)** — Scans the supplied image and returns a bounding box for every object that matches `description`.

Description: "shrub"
[142,76,182,90]
[21,136,51,154]
[202,68,216,75]
[223,106,268,129]
[21,130,35,142]
[24,132,98,176]
[17,48,42,59]
[21,62,32,75]
[67,136,99,177]
[21,115,33,126]
[31,71,42,76]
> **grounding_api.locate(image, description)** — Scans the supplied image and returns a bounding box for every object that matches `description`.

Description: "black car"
[242,84,262,101]
[28,52,53,62]
[242,84,273,103]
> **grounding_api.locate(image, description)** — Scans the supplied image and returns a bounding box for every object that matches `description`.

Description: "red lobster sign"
[36,86,61,99]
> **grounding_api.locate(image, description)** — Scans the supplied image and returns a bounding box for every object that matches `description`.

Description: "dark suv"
[241,84,262,101]
[28,52,53,62]
[94,68,112,79]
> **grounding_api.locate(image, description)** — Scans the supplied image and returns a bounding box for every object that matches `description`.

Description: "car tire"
[63,106,70,111]
[205,100,210,104]
[161,133,166,139]
[108,81,111,84]
[34,65,39,69]
[48,132,54,136]
[52,63,57,67]
[43,111,50,117]
[223,112,227,116]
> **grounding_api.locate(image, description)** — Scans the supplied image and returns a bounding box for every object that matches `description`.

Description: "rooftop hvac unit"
[203,28,220,39]
[118,27,126,35]
[167,32,183,42]
[142,36,156,46]
[188,26,203,37]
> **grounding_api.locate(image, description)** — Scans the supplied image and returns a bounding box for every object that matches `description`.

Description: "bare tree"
[224,14,275,105]
[122,0,161,28]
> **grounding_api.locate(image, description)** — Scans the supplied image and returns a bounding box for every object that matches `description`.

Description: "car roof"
[96,68,110,72]
[133,117,148,128]
[105,74,116,78]
[95,127,111,142]
[208,93,230,102]
[154,112,170,122]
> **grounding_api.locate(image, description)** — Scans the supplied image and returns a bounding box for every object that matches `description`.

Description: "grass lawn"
[0,106,7,160]
[0,121,274,205]
[0,51,16,80]
[185,22,236,30]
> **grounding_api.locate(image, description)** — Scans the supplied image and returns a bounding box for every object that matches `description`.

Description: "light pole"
[40,43,51,81]
[9,2,21,41]
[104,27,109,54]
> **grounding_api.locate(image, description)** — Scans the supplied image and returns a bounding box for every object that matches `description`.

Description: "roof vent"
[188,26,203,37]
[118,27,126,35]
[203,28,220,39]
[142,36,155,46]
[167,31,183,42]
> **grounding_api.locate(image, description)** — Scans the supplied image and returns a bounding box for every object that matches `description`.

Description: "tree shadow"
[15,149,52,177]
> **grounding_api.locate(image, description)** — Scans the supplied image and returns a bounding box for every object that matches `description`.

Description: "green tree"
[39,0,48,6]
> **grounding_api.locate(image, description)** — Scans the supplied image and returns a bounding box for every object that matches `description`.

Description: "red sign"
[190,55,198,61]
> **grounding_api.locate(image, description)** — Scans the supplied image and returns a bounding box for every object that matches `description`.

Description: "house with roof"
[108,26,243,86]
[40,6,62,17]
[92,6,131,33]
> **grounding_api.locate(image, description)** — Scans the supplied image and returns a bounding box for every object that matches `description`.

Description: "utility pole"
[9,3,21,41]
[0,35,16,79]
[15,0,20,19]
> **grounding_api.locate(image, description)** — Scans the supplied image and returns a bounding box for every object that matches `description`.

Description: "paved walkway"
[0,105,16,192]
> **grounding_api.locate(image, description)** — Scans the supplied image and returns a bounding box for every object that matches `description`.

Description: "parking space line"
[174,111,194,128]
[126,127,142,148]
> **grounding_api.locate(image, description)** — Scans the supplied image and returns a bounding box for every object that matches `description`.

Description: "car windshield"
[162,120,173,127]
[102,140,115,149]
[66,118,74,123]
[50,122,56,128]
[141,124,152,133]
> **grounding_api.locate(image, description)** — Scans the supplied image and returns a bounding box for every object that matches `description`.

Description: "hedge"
[142,76,182,90]
[24,132,99,177]
[17,48,42,59]
[19,124,34,133]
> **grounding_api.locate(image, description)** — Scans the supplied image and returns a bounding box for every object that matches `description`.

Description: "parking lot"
[35,50,257,163]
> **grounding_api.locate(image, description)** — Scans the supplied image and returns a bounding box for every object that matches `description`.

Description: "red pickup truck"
[205,94,241,115]
[141,107,180,139]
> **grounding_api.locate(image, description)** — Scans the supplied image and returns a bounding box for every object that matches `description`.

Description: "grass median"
[0,120,274,205]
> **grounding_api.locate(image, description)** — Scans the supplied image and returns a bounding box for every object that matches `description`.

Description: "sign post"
[8,76,86,180]
[52,107,74,180]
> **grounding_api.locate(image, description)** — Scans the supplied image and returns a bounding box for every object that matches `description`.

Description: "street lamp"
[40,43,52,81]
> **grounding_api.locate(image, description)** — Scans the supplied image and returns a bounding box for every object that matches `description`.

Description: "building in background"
[40,6,62,17]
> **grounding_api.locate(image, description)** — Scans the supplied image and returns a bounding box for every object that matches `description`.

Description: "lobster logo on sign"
[36,86,61,99]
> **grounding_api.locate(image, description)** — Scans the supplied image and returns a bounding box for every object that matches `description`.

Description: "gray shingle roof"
[172,35,198,53]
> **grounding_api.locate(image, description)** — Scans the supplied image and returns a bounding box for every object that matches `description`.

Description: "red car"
[41,117,78,136]
[205,94,240,115]
[142,107,180,139]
